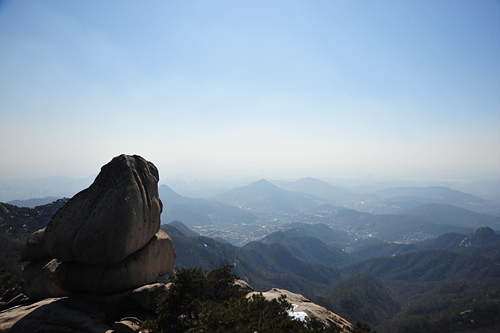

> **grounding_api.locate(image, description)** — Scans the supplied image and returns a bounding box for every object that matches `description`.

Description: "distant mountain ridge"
[376,186,486,205]
[272,177,351,198]
[340,248,500,283]
[302,204,474,243]
[418,226,500,260]
[226,178,496,217]
[260,229,354,267]
[164,220,500,286]
[271,177,374,208]
[159,185,258,227]
[278,222,350,248]
[215,179,318,215]
[399,203,500,230]
[7,197,61,208]
[258,222,500,262]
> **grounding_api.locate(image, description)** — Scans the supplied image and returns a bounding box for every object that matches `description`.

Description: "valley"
[159,178,499,247]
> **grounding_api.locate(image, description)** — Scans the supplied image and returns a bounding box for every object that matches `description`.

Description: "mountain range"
[161,220,500,332]
[162,220,500,292]
[270,177,370,207]
[214,179,319,215]
[160,222,342,296]
[268,178,497,216]
[1,193,499,332]
[158,181,500,247]
[7,197,61,208]
[375,186,486,206]
[399,203,500,229]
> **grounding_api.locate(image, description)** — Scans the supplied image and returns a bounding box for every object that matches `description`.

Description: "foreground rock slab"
[44,154,162,266]
[247,288,353,331]
[0,281,170,333]
[0,297,113,333]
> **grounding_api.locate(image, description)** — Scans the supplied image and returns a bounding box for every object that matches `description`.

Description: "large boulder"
[55,230,176,294]
[44,154,162,266]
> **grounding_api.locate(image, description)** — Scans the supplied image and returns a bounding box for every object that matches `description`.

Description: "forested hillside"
[0,199,67,276]
[2,199,499,332]
[163,221,500,332]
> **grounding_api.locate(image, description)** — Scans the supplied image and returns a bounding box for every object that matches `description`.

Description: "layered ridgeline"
[2,169,500,332]
[158,179,499,248]
[271,177,498,216]
[0,155,351,333]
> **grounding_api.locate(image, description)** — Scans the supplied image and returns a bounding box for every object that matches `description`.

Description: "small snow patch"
[287,304,308,322]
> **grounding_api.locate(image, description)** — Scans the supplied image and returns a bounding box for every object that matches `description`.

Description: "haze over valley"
[1,1,499,331]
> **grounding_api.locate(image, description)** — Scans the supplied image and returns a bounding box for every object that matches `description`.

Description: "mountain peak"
[158,184,186,203]
[474,226,495,235]
[243,179,283,193]
[459,226,499,248]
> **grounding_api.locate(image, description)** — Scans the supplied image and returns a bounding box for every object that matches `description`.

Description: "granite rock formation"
[44,154,163,266]
[0,155,176,332]
[20,154,174,299]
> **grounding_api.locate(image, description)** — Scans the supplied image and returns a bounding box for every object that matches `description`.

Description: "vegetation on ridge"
[144,265,357,333]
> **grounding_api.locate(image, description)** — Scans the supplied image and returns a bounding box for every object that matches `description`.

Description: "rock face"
[22,230,175,297]
[22,258,70,301]
[55,230,175,294]
[247,288,353,331]
[44,154,162,266]
[21,228,51,262]
[0,283,168,333]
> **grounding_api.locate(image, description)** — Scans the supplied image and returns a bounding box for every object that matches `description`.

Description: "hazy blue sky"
[1,0,499,181]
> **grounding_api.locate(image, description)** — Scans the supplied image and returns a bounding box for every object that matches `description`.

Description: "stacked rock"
[21,154,176,300]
